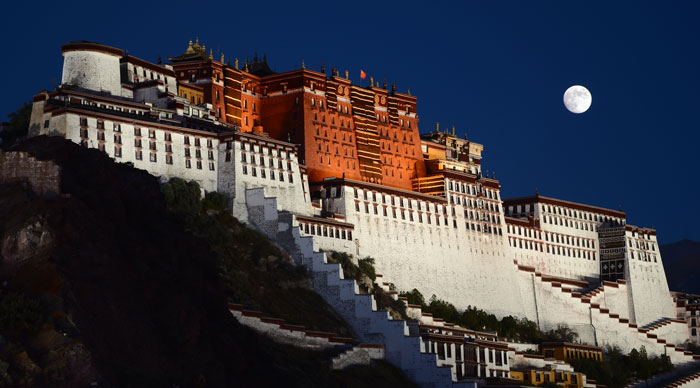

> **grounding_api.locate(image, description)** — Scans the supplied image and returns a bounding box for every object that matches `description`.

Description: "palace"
[25,40,700,387]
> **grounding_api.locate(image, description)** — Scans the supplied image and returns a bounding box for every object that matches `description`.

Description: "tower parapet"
[61,42,123,96]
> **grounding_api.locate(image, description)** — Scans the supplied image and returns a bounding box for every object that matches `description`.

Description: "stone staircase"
[664,371,700,388]
[514,261,699,365]
[245,188,476,387]
[332,343,385,370]
[228,303,353,350]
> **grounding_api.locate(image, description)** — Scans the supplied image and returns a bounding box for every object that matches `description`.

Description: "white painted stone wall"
[217,135,311,222]
[518,268,695,364]
[625,232,676,326]
[319,184,526,319]
[32,111,218,192]
[62,50,122,96]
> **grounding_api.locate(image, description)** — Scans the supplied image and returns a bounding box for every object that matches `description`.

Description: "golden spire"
[435,122,439,133]
[184,39,196,55]
[195,37,199,47]
[301,60,305,69]
[209,48,213,59]
[452,125,455,135]
[202,44,206,54]
[221,52,224,63]
[345,70,349,79]
[370,76,374,86]
[407,88,411,96]
[235,58,239,69]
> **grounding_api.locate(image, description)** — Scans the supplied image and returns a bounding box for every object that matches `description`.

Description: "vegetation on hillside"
[400,288,578,343]
[161,178,350,335]
[1,102,31,147]
[326,251,407,320]
[571,345,673,388]
[0,136,418,387]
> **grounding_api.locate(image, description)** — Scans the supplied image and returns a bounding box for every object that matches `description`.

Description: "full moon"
[563,85,592,114]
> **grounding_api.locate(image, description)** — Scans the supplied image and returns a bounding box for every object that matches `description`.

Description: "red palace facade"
[169,40,427,191]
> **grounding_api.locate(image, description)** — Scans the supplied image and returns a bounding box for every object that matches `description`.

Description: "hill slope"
[0,136,416,387]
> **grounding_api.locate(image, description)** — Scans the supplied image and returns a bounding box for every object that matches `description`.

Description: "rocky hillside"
[661,239,700,294]
[0,136,416,387]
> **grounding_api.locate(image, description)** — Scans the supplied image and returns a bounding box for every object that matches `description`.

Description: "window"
[114,146,122,158]
[197,161,202,170]
[149,129,155,138]
[150,153,157,163]
[166,155,173,165]
[186,159,191,169]
[209,162,215,171]
[43,119,49,128]
[135,150,142,160]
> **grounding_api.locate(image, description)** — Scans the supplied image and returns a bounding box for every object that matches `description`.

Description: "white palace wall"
[319,183,527,319]
[217,134,311,222]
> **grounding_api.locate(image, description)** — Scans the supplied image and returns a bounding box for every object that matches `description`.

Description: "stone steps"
[245,188,469,387]
[332,343,385,370]
[228,303,353,349]
[517,262,695,365]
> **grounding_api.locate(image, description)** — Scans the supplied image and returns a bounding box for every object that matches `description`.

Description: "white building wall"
[217,135,311,222]
[625,232,676,326]
[320,184,526,319]
[37,111,218,192]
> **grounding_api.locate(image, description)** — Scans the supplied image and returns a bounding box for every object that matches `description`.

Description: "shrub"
[202,191,227,212]
[357,257,376,281]
[161,178,201,216]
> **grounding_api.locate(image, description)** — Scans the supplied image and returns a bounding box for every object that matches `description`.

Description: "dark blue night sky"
[2,1,698,243]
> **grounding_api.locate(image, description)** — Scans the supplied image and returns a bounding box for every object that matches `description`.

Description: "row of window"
[75,100,148,117]
[629,250,657,263]
[628,238,656,251]
[542,215,598,232]
[241,165,293,183]
[541,204,614,223]
[448,180,500,200]
[82,140,214,171]
[80,117,215,149]
[508,224,596,249]
[239,141,292,159]
[353,200,503,235]
[299,223,352,241]
[241,152,292,170]
[509,237,597,260]
[452,195,501,213]
[317,141,355,157]
[130,65,171,85]
[316,127,354,143]
[353,188,443,212]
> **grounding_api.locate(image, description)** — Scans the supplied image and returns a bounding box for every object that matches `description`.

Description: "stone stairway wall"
[514,261,697,364]
[245,187,476,388]
[228,303,353,350]
[332,344,385,370]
